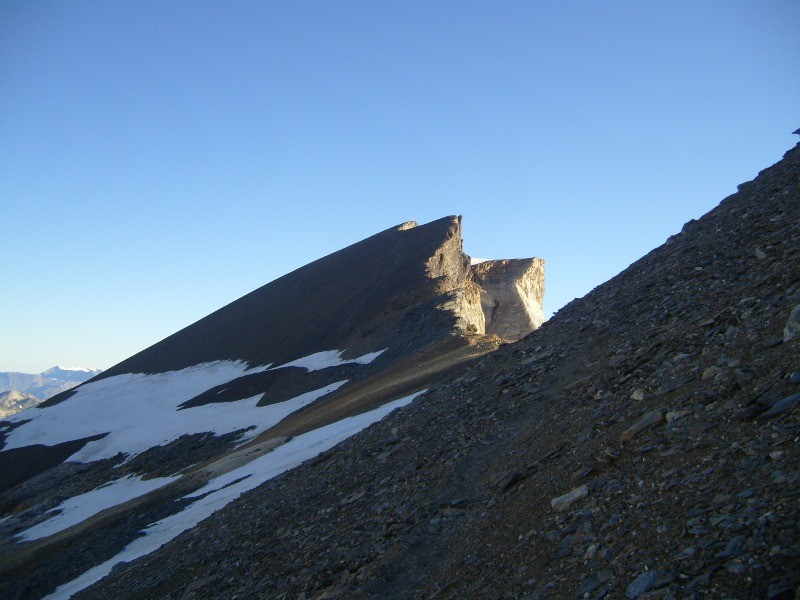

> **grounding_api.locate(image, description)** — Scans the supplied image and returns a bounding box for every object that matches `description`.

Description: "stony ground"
[8,142,800,599]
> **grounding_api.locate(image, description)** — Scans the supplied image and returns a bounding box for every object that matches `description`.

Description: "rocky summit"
[1,138,799,599]
[0,216,545,599]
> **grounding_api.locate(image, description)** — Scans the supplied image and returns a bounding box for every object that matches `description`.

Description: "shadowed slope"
[60,140,800,600]
[99,216,467,379]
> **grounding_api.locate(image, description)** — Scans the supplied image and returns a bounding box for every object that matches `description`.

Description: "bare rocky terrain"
[1,139,798,599]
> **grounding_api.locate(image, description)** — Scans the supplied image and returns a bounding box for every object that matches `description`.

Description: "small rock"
[723,558,746,575]
[630,389,645,401]
[339,490,366,505]
[756,392,800,421]
[626,569,659,599]
[578,574,602,596]
[597,569,614,583]
[551,485,588,512]
[572,466,595,480]
[665,410,687,424]
[790,370,800,385]
[620,410,664,442]
[598,448,619,463]
[716,535,747,558]
[493,470,528,492]
[784,304,800,341]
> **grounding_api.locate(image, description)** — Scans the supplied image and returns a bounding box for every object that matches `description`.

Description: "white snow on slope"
[272,348,386,371]
[15,474,180,542]
[43,390,425,600]
[3,360,348,463]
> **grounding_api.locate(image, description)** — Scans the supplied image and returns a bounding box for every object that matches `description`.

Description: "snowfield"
[3,348,385,464]
[271,348,386,371]
[1,348,401,598]
[43,390,425,600]
[4,364,347,464]
[15,474,180,542]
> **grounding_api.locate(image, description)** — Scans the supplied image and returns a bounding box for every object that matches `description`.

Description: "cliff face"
[470,258,546,340]
[436,256,546,342]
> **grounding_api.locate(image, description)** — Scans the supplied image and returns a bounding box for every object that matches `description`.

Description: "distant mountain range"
[0,366,102,415]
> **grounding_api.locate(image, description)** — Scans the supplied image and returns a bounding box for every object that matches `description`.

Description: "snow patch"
[2,361,346,463]
[271,348,386,371]
[470,257,490,265]
[15,474,179,542]
[43,390,426,600]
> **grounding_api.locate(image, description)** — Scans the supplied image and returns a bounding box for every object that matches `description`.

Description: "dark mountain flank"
[55,140,800,600]
[93,216,541,380]
[2,138,799,598]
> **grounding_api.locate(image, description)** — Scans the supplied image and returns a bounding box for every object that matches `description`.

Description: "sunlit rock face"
[470,258,546,340]
[410,217,545,341]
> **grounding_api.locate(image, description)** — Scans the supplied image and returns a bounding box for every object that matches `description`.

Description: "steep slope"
[45,140,800,599]
[0,216,546,599]
[87,216,477,378]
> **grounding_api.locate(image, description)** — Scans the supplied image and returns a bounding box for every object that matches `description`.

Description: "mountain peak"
[42,366,101,375]
[0,216,546,599]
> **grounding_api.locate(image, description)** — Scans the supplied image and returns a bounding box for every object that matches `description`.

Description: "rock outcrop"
[78,216,542,382]
[470,258,546,339]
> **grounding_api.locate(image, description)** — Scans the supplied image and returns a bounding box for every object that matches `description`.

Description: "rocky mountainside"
[0,216,545,599]
[29,138,799,600]
[0,367,102,406]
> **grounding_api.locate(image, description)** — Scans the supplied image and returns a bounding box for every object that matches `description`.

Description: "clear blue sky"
[1,1,798,373]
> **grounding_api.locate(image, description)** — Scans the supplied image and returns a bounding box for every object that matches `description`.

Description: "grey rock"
[620,410,664,442]
[716,535,747,558]
[756,392,800,421]
[626,569,659,598]
[784,304,800,341]
[550,485,588,512]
